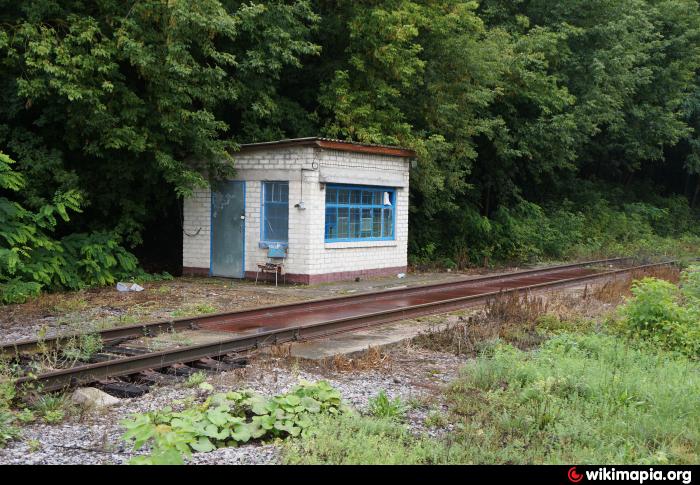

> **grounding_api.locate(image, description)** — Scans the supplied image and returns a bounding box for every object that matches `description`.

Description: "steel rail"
[15,260,671,392]
[0,257,631,357]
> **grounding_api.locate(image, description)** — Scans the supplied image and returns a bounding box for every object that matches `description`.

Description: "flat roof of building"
[237,137,416,158]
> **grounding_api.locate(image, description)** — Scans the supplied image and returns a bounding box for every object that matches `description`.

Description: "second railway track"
[0,257,676,392]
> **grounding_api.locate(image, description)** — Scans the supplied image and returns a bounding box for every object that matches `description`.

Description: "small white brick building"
[182,138,414,284]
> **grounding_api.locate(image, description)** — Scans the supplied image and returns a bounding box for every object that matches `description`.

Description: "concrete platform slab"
[286,317,457,360]
[128,329,238,350]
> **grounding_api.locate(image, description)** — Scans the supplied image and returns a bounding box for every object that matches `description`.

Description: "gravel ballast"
[0,345,466,465]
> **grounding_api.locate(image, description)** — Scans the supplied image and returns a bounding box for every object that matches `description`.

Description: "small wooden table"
[255,262,285,286]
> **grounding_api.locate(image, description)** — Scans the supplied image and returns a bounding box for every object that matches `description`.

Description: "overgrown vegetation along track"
[1,258,673,392]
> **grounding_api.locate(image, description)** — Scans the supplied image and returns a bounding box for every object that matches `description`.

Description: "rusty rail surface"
[11,259,673,392]
[0,257,631,357]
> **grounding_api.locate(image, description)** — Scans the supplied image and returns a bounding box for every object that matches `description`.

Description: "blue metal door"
[211,181,245,278]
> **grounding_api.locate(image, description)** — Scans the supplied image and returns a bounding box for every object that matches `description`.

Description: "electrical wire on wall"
[296,160,319,209]
[180,197,202,237]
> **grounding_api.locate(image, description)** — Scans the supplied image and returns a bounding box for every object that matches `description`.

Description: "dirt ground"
[0,267,528,344]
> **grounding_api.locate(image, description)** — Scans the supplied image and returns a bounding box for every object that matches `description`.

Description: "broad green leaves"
[121,380,345,465]
[619,269,700,357]
[0,151,142,303]
[300,396,321,413]
[0,153,23,191]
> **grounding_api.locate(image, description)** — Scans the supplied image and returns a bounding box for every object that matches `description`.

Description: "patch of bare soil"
[0,278,310,343]
[0,268,516,343]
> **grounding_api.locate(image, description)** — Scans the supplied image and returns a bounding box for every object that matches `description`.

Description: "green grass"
[283,413,456,464]
[283,333,700,464]
[367,390,406,420]
[0,410,20,447]
[287,273,700,464]
[171,303,217,318]
[33,394,72,424]
[62,333,103,362]
[444,335,699,464]
[0,361,20,447]
[52,297,89,314]
[184,371,207,388]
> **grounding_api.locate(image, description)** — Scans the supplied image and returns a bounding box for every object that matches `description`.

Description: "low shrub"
[409,183,700,269]
[618,271,700,358]
[0,367,20,447]
[121,380,344,465]
[0,411,20,448]
[0,152,151,304]
[367,390,406,420]
[681,265,700,302]
[32,394,72,424]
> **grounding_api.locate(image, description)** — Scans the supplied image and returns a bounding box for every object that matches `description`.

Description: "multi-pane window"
[325,185,395,242]
[262,182,288,242]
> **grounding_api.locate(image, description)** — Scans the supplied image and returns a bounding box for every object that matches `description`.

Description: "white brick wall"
[182,145,410,279]
[182,186,211,270]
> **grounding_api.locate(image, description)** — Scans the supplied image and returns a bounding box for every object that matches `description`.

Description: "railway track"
[0,257,674,393]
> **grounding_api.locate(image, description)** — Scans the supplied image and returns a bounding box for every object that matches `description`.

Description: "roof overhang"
[236,137,415,158]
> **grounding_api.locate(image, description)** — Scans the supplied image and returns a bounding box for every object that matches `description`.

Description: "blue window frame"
[261,181,289,243]
[325,185,396,242]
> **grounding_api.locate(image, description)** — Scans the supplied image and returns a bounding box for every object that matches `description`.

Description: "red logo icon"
[568,467,584,483]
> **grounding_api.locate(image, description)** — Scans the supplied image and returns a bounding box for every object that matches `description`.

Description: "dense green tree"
[0,0,318,245]
[0,0,318,300]
[680,73,700,207]
[313,0,700,265]
[313,1,581,260]
[480,0,700,179]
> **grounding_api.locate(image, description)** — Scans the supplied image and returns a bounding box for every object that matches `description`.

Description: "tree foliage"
[0,151,138,303]
[303,0,700,265]
[0,0,318,245]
